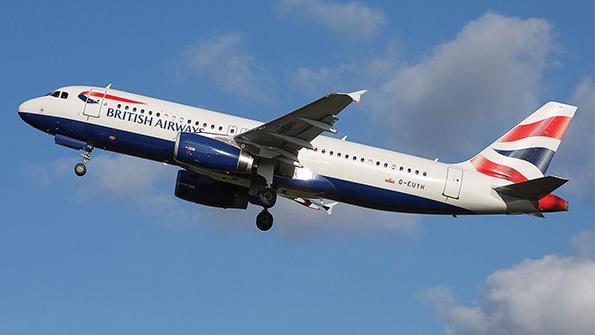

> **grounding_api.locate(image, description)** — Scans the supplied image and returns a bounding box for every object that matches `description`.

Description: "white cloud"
[24,153,418,237]
[279,0,387,39]
[372,13,556,159]
[23,154,180,216]
[183,33,269,100]
[419,231,595,335]
[292,13,557,160]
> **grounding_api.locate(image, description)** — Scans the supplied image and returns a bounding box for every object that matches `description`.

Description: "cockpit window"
[60,92,68,99]
[50,91,60,98]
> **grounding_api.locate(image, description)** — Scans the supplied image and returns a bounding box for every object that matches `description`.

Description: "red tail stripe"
[81,91,146,105]
[499,116,571,143]
[471,155,528,183]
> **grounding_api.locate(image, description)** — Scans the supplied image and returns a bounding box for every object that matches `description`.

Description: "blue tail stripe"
[494,147,555,173]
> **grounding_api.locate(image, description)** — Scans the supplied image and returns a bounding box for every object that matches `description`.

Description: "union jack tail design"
[462,101,577,183]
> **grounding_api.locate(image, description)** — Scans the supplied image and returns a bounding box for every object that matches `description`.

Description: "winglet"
[340,89,367,104]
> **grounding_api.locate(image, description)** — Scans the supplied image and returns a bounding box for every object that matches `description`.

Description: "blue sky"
[1,1,593,334]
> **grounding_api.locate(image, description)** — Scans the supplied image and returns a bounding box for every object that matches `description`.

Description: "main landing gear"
[255,187,277,232]
[74,144,93,177]
[256,209,273,231]
[252,159,278,232]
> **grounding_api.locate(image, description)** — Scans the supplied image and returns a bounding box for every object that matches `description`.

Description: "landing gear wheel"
[258,188,277,208]
[256,210,274,231]
[74,163,87,176]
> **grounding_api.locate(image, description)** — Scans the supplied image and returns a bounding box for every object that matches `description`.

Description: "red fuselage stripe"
[81,91,146,105]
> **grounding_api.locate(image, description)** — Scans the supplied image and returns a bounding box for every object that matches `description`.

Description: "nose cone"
[18,101,28,122]
[17,99,37,126]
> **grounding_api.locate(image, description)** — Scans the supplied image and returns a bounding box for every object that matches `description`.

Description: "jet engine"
[174,132,253,173]
[174,170,249,209]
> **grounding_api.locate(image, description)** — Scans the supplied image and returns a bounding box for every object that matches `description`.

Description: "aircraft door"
[82,88,107,118]
[443,167,463,199]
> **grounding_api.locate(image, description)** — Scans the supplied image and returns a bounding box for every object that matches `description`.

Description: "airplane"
[18,85,576,231]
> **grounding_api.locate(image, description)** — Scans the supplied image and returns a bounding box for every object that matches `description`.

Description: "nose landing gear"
[73,144,93,177]
[74,163,87,176]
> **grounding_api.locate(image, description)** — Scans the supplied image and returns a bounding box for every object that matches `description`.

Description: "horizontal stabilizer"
[494,176,568,200]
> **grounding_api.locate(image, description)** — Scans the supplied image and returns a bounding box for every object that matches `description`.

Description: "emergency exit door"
[443,167,463,199]
[82,88,107,118]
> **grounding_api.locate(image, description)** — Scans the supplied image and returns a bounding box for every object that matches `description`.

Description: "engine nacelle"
[174,132,253,173]
[174,170,249,209]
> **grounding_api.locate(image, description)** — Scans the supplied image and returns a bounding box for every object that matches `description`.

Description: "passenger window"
[400,167,404,171]
[384,163,388,168]
[230,128,235,134]
[415,170,419,175]
[376,161,380,166]
[337,153,341,158]
[211,124,215,129]
[156,112,160,117]
[203,123,208,127]
[195,121,199,126]
[187,119,192,124]
[353,156,357,161]
[125,106,129,110]
[423,172,427,176]
[60,92,68,99]
[140,109,145,114]
[321,149,326,154]
[329,151,334,156]
[133,107,137,112]
[149,111,153,115]
[117,104,122,109]
[407,168,411,173]
[360,158,365,163]
[218,126,223,131]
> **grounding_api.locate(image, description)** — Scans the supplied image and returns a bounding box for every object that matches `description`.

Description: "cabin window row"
[318,148,428,176]
[116,103,244,135]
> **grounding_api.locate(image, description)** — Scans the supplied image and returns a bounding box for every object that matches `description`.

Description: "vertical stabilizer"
[460,102,576,182]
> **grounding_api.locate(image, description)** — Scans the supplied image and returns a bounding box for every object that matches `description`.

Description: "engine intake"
[174,170,249,209]
[174,132,253,173]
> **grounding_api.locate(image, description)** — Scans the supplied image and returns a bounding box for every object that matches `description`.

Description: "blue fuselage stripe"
[19,112,471,214]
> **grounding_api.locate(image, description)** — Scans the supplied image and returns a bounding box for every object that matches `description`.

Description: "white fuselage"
[18,86,513,215]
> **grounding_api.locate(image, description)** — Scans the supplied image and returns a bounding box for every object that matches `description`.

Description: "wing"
[234,90,366,163]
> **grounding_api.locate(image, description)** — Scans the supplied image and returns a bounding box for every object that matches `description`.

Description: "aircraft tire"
[256,210,273,231]
[258,188,277,208]
[74,163,87,177]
